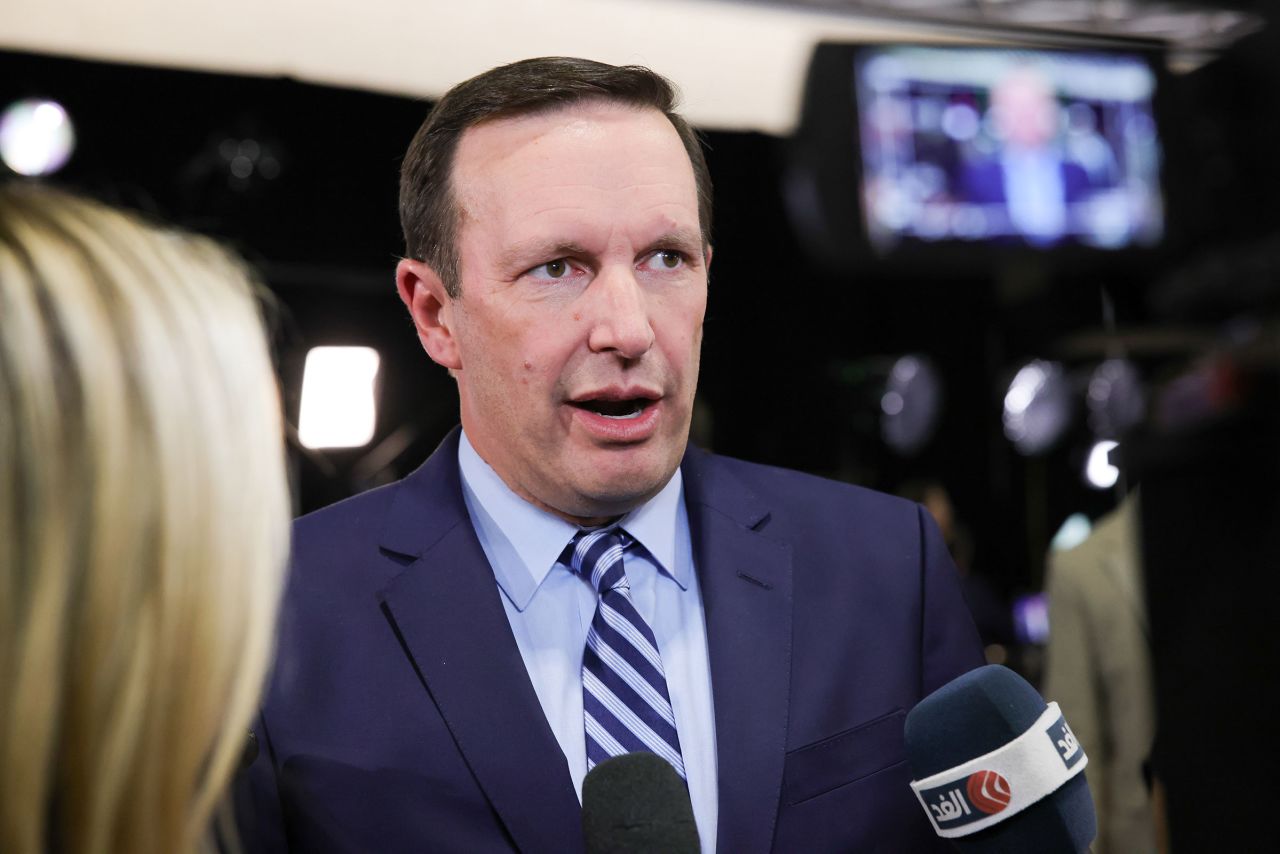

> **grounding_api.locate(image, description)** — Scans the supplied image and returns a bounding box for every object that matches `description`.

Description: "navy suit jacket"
[240,430,983,852]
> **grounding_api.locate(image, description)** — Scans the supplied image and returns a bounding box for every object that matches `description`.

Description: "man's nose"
[585,267,655,360]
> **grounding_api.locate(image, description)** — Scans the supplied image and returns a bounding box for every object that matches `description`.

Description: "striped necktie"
[564,526,686,779]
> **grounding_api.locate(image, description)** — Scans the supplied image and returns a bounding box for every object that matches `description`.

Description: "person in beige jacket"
[1044,492,1156,854]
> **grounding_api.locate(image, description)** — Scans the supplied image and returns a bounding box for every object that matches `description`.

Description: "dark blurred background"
[0,49,1198,583]
[6,18,1275,598]
[5,4,1280,844]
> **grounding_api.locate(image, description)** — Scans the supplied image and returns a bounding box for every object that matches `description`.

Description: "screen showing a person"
[854,47,1163,251]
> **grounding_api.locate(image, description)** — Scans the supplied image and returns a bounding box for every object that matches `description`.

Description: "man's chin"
[564,460,681,519]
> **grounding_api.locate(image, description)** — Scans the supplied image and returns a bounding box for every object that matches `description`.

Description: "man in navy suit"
[241,57,983,853]
[958,63,1095,245]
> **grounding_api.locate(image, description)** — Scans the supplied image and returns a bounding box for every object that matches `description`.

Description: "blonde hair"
[0,184,290,854]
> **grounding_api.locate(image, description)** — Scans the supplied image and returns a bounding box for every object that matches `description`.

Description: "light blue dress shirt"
[457,431,719,853]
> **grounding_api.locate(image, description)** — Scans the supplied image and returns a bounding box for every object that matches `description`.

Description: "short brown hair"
[399,56,713,297]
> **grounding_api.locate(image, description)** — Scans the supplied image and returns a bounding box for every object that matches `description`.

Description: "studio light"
[298,346,381,450]
[0,99,75,176]
[218,135,282,188]
[1087,358,1145,438]
[1002,360,1070,455]
[1084,440,1120,489]
[880,354,942,454]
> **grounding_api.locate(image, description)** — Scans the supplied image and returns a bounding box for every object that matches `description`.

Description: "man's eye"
[643,250,685,271]
[530,259,571,279]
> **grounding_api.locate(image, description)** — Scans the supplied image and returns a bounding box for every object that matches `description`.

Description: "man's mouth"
[569,398,651,420]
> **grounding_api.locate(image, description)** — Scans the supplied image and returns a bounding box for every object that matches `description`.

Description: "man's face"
[410,100,708,523]
[993,68,1058,150]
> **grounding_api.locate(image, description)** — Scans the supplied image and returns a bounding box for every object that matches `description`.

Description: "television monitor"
[850,46,1164,252]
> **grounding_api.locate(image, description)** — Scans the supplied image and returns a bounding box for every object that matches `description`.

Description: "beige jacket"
[1044,494,1156,854]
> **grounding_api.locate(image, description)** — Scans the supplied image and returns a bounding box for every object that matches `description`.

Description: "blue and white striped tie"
[565,526,686,780]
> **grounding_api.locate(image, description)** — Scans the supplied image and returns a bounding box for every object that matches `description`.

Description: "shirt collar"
[616,466,687,591]
[457,430,688,612]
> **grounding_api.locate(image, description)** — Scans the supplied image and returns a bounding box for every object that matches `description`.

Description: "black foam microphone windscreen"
[904,664,1097,853]
[581,753,700,854]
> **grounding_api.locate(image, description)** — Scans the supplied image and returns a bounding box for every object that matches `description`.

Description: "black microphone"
[581,753,700,854]
[904,665,1097,853]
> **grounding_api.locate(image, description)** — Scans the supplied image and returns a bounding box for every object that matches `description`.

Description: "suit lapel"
[377,430,583,854]
[683,449,793,854]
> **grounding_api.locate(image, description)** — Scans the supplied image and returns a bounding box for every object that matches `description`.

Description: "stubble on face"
[443,101,708,525]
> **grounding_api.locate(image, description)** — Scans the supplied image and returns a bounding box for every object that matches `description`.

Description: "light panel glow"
[0,99,75,176]
[1085,440,1120,489]
[298,346,380,450]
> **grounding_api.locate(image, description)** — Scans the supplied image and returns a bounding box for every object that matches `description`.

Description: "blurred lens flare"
[1003,360,1070,455]
[1085,440,1121,489]
[1087,358,1145,438]
[880,354,942,454]
[1051,512,1094,551]
[0,99,75,176]
[298,346,381,450]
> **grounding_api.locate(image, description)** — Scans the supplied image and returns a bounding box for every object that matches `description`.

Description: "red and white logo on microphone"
[966,770,1012,815]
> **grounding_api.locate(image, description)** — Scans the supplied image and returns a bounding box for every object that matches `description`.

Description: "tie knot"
[562,526,631,595]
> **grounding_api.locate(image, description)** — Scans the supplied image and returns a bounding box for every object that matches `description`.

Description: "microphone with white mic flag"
[905,665,1097,853]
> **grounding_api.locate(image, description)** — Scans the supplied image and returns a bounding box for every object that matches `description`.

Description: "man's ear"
[396,258,462,371]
